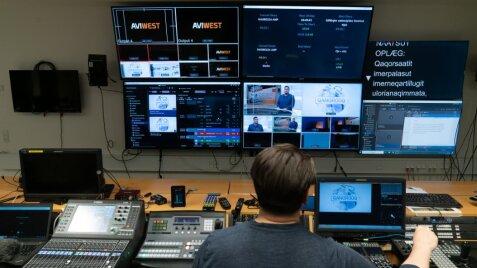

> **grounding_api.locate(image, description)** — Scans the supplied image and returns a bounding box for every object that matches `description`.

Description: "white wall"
[0,0,476,179]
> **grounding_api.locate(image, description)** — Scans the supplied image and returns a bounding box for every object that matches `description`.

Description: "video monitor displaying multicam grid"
[112,6,239,79]
[243,82,363,150]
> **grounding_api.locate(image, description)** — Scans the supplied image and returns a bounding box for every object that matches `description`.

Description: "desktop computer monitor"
[360,41,468,155]
[124,82,242,149]
[20,149,105,202]
[243,5,373,79]
[242,82,362,150]
[315,177,406,239]
[360,100,462,155]
[0,203,52,240]
[112,5,239,79]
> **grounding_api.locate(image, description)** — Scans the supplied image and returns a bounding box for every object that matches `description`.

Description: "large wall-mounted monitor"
[9,70,81,113]
[243,5,373,79]
[243,82,362,150]
[360,41,468,155]
[124,82,241,149]
[112,6,239,79]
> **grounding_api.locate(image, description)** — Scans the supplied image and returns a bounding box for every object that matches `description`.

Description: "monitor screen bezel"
[358,100,464,157]
[19,148,105,201]
[111,3,242,81]
[241,80,364,151]
[0,203,53,240]
[9,70,81,113]
[241,4,374,80]
[358,40,468,158]
[314,176,406,237]
[123,81,243,149]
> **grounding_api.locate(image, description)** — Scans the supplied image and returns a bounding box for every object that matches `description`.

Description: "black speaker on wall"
[88,54,108,87]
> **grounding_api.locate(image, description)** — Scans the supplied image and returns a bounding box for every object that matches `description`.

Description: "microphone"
[0,239,20,262]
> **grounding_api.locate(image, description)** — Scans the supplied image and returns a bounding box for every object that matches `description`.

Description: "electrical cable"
[120,149,131,179]
[0,190,18,200]
[1,176,19,188]
[332,151,348,177]
[103,168,122,190]
[100,86,142,177]
[12,170,21,185]
[451,107,477,180]
[211,150,241,173]
[158,149,163,179]
[101,88,122,93]
[59,113,64,148]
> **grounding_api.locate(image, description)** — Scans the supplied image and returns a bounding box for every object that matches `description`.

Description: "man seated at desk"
[194,144,438,268]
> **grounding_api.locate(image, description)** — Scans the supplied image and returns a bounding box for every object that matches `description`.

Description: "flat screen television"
[123,81,242,149]
[112,5,240,79]
[360,41,468,155]
[242,82,362,150]
[243,5,373,79]
[9,70,81,113]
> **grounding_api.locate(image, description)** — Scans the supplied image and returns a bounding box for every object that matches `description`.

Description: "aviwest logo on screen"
[216,50,231,55]
[192,22,222,30]
[315,85,346,114]
[130,22,161,30]
[216,67,231,72]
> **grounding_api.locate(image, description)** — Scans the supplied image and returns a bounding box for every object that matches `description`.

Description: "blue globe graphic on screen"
[331,185,357,211]
[315,85,345,114]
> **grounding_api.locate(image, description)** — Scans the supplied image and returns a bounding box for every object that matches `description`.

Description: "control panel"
[392,240,470,268]
[406,217,477,241]
[54,199,143,239]
[24,239,129,268]
[25,200,145,268]
[135,211,225,266]
[342,242,392,268]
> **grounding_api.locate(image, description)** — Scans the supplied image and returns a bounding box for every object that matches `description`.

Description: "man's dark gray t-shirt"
[193,220,417,268]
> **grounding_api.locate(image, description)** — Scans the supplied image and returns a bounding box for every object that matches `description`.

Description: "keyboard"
[405,193,462,208]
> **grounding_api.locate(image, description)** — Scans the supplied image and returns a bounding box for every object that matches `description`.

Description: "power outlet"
[2,130,10,143]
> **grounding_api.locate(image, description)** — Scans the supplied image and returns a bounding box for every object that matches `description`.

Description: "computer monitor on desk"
[20,148,106,202]
[315,177,406,240]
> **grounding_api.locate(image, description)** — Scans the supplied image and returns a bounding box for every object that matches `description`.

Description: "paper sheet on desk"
[406,187,427,194]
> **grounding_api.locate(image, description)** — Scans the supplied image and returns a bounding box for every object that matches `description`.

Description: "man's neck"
[255,210,300,224]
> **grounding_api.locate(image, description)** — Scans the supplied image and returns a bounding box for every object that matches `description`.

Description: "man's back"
[193,220,374,268]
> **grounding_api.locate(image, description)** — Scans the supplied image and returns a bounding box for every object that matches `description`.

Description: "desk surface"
[228,179,477,196]
[1,177,476,216]
[114,178,229,195]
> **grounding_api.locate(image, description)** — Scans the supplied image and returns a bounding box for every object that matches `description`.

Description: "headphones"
[150,194,167,205]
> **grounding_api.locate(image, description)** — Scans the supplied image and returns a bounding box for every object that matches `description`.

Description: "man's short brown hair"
[251,143,316,215]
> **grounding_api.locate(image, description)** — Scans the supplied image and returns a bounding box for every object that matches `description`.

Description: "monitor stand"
[102,184,115,199]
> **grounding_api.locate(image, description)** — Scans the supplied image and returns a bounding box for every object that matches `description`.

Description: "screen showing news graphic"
[242,82,362,150]
[363,41,468,100]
